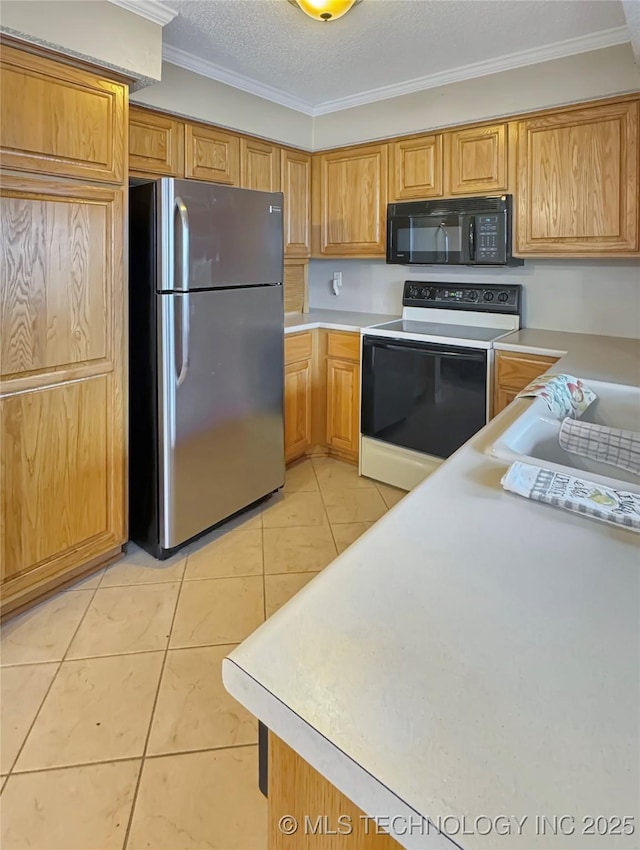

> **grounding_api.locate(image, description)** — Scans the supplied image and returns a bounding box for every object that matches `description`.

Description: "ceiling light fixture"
[288,0,362,23]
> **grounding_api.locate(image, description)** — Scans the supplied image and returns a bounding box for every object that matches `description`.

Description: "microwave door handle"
[438,222,449,262]
[468,218,476,261]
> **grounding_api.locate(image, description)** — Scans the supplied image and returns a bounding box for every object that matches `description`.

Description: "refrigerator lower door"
[158,285,285,550]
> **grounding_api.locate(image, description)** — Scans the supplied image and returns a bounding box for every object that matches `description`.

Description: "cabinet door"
[493,386,520,417]
[447,123,507,195]
[241,138,281,192]
[1,177,125,611]
[317,144,388,255]
[281,148,311,257]
[516,100,639,254]
[389,135,443,201]
[0,44,125,184]
[326,358,360,461]
[185,123,240,185]
[284,359,312,463]
[129,107,184,176]
[493,350,560,417]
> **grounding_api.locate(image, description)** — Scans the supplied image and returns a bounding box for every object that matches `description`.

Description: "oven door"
[361,335,487,459]
[387,213,467,264]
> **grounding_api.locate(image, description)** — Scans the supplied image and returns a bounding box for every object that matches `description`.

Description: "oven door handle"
[366,339,486,362]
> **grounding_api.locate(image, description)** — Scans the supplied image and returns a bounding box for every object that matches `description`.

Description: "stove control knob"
[408,286,419,298]
[483,290,495,302]
[419,287,429,298]
[467,290,478,301]
[498,291,509,303]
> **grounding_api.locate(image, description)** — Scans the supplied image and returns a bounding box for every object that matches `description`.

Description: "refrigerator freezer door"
[158,178,283,292]
[158,285,285,550]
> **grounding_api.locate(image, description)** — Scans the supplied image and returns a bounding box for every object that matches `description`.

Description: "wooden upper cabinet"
[388,135,443,201]
[241,138,281,191]
[0,45,125,184]
[281,148,311,257]
[447,123,508,195]
[316,143,388,255]
[516,99,639,254]
[129,107,184,176]
[185,123,240,185]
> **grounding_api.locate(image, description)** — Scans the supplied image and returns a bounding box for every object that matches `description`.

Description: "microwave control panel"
[476,214,504,262]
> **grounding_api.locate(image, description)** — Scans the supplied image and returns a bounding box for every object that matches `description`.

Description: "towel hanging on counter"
[559,418,640,477]
[501,462,640,532]
[516,373,597,419]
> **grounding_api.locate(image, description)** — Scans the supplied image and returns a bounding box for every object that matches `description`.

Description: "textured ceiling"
[162,0,629,110]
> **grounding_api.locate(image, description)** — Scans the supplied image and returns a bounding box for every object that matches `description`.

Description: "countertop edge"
[222,658,457,850]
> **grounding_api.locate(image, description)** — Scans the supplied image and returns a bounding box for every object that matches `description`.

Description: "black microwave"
[386,195,523,267]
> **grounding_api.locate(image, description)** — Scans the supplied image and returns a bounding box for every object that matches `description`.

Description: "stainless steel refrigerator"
[129,178,285,559]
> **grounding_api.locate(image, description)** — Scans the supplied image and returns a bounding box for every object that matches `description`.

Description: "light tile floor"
[0,457,406,850]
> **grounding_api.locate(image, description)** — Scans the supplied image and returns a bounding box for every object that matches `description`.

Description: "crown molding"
[162,44,316,115]
[163,25,630,118]
[109,0,177,27]
[312,26,632,115]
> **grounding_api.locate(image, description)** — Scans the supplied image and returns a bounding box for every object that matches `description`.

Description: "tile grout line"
[6,741,261,779]
[121,553,187,850]
[3,580,104,781]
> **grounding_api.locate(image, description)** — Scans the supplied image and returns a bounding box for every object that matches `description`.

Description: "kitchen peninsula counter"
[223,332,640,850]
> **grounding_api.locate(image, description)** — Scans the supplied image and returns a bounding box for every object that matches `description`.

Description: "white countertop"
[223,332,640,850]
[285,308,400,333]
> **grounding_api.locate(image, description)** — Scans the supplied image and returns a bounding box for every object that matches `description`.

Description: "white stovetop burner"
[364,305,521,350]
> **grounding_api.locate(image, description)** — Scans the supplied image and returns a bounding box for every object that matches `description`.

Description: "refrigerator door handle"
[175,293,190,387]
[174,196,190,386]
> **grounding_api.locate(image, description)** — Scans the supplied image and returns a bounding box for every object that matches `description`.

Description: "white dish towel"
[501,462,640,532]
[558,418,640,476]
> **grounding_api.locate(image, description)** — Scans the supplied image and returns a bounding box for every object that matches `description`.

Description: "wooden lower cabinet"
[493,350,560,416]
[284,332,313,463]
[0,175,126,616]
[285,359,312,463]
[269,733,399,849]
[326,332,360,464]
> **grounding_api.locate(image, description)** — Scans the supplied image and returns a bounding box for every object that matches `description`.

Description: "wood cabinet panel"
[285,359,312,463]
[389,135,443,201]
[129,107,184,176]
[283,260,308,315]
[185,123,239,185]
[2,376,111,580]
[326,330,359,361]
[0,176,125,614]
[493,350,560,416]
[1,191,109,378]
[326,356,359,461]
[281,148,311,257]
[285,331,313,364]
[269,732,399,849]
[447,123,507,195]
[516,100,639,254]
[241,138,281,191]
[316,144,388,255]
[0,45,125,183]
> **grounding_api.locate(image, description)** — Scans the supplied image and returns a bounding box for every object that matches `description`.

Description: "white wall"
[0,1,163,84]
[131,63,314,150]
[313,44,640,149]
[308,258,640,339]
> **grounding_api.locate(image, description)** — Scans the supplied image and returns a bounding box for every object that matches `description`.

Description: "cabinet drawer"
[327,331,360,361]
[284,331,313,364]
[495,350,560,390]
